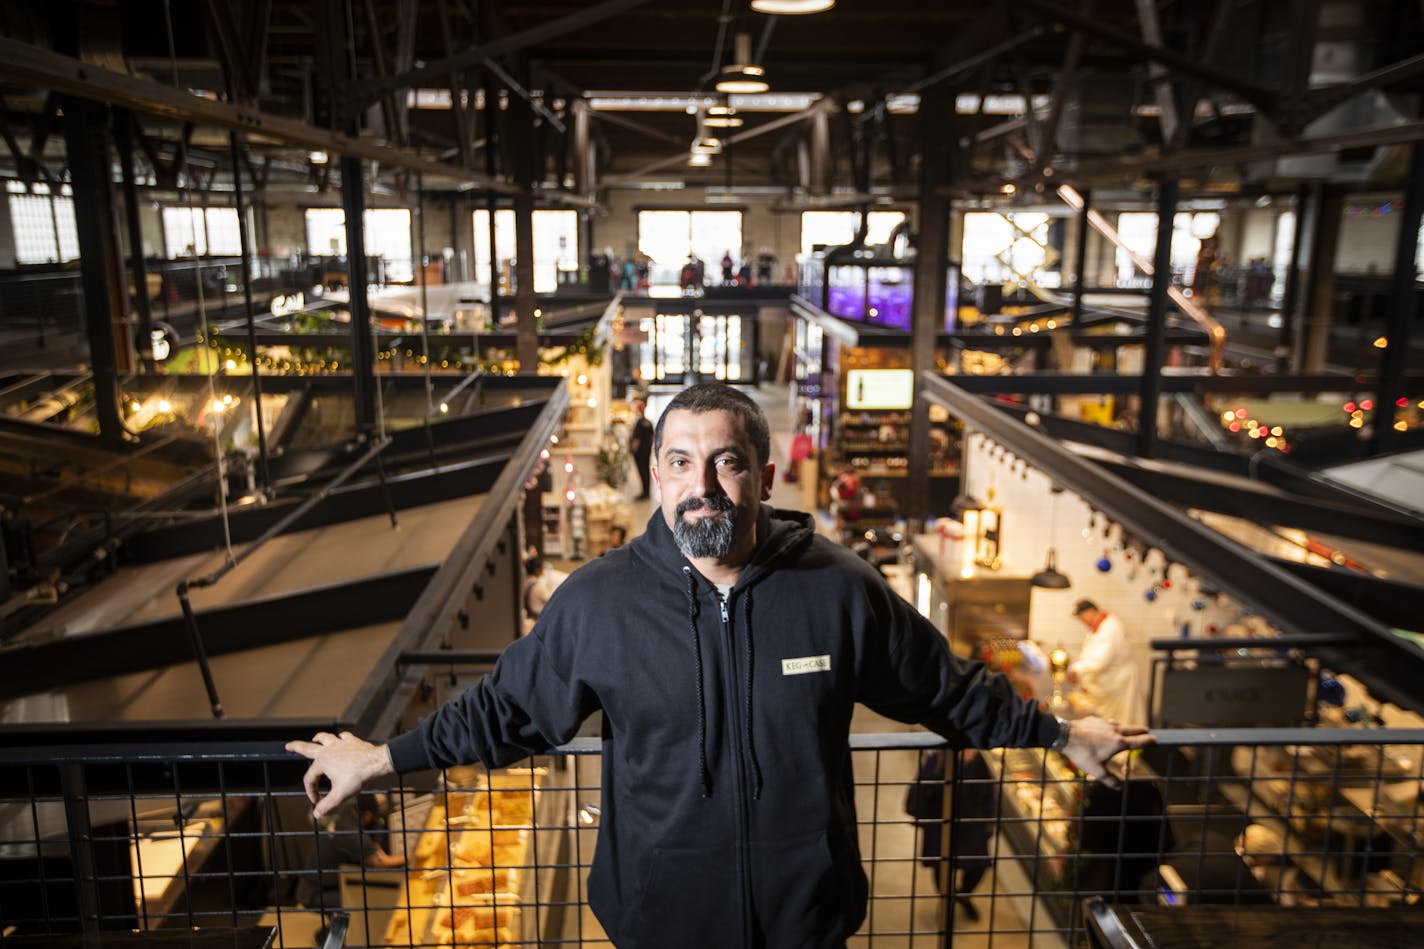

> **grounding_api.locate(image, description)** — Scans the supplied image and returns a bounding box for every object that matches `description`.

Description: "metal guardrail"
[1,728,1420,947]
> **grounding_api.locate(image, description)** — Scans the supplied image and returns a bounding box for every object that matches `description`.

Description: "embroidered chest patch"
[781,655,831,676]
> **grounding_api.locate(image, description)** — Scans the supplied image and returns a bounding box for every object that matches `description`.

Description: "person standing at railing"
[288,382,1152,949]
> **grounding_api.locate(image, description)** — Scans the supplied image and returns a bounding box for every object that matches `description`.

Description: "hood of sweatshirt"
[627,503,816,798]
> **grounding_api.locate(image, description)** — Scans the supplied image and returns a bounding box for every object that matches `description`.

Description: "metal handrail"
[3,727,1422,768]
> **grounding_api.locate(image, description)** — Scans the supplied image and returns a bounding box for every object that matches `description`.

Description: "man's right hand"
[1059,715,1154,790]
[285,731,395,819]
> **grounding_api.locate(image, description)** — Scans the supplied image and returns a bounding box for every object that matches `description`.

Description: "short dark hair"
[652,383,771,467]
[1073,598,1098,615]
[525,554,544,575]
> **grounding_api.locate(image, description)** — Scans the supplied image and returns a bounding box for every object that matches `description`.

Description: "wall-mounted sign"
[846,368,913,410]
[1156,663,1310,727]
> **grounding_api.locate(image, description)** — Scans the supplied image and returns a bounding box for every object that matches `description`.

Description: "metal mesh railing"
[2,728,1421,947]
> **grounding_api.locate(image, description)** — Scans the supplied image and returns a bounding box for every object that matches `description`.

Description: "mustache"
[676,495,735,517]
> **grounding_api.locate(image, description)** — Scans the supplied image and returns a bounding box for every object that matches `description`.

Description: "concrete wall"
[1336,202,1406,275]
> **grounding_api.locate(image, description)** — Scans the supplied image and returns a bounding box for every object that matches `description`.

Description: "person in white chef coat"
[1068,598,1147,726]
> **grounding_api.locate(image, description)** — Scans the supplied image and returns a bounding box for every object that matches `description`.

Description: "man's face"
[652,408,774,562]
[1075,608,1099,629]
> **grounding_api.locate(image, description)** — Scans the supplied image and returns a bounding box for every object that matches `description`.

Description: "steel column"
[342,156,377,432]
[114,110,154,372]
[1136,177,1176,457]
[61,96,129,448]
[507,57,539,371]
[908,82,955,523]
[1071,188,1090,324]
[1300,185,1345,373]
[1277,183,1311,369]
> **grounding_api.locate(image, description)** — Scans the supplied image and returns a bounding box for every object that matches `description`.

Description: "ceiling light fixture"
[704,104,744,128]
[688,151,712,167]
[690,135,723,155]
[716,33,769,94]
[751,0,835,13]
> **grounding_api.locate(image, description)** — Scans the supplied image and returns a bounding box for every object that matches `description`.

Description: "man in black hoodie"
[288,382,1151,949]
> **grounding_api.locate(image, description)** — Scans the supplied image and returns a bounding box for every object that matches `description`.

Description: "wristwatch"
[1048,715,1072,752]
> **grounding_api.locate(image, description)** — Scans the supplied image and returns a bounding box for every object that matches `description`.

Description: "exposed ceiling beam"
[358,0,657,100]
[0,36,519,191]
[603,102,830,184]
[1018,0,1279,113]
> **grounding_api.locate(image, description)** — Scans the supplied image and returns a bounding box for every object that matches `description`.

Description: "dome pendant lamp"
[716,33,770,94]
[1030,486,1072,590]
[751,0,836,13]
[1030,549,1072,589]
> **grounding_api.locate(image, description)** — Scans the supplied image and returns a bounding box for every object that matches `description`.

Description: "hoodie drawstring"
[683,566,713,798]
[742,589,763,799]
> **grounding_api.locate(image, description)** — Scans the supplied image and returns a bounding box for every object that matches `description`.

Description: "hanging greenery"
[543,326,605,368]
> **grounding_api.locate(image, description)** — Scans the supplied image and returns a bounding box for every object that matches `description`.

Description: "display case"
[385,765,567,948]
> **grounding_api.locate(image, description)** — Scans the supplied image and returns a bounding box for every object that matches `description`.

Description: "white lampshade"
[716,33,770,94]
[750,0,835,12]
[704,105,744,128]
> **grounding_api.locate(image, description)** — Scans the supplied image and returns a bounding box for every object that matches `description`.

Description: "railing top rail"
[3,728,1422,768]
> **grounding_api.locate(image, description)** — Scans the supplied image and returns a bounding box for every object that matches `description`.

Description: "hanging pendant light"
[751,0,835,11]
[1030,549,1072,589]
[704,103,744,128]
[1031,486,1072,589]
[716,33,769,94]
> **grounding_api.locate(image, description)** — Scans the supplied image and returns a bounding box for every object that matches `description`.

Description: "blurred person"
[628,401,654,500]
[1069,599,1147,726]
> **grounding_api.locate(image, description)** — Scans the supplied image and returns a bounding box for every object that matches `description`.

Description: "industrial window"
[799,211,905,257]
[961,211,1058,289]
[304,208,413,282]
[636,209,742,295]
[161,206,243,257]
[1113,211,1220,290]
[6,181,79,264]
[472,209,579,294]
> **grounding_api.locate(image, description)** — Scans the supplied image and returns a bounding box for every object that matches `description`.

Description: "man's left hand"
[1059,715,1154,789]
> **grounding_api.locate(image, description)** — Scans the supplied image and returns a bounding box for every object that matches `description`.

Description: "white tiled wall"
[952,429,1270,709]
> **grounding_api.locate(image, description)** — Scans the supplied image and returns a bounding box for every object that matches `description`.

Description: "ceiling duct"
[1252,1,1408,184]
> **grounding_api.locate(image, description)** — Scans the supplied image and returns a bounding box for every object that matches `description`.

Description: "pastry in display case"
[386,766,550,948]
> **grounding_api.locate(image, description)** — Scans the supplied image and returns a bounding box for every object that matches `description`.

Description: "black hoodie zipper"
[717,590,755,949]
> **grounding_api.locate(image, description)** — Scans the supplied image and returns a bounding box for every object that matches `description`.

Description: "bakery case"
[384,763,569,947]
